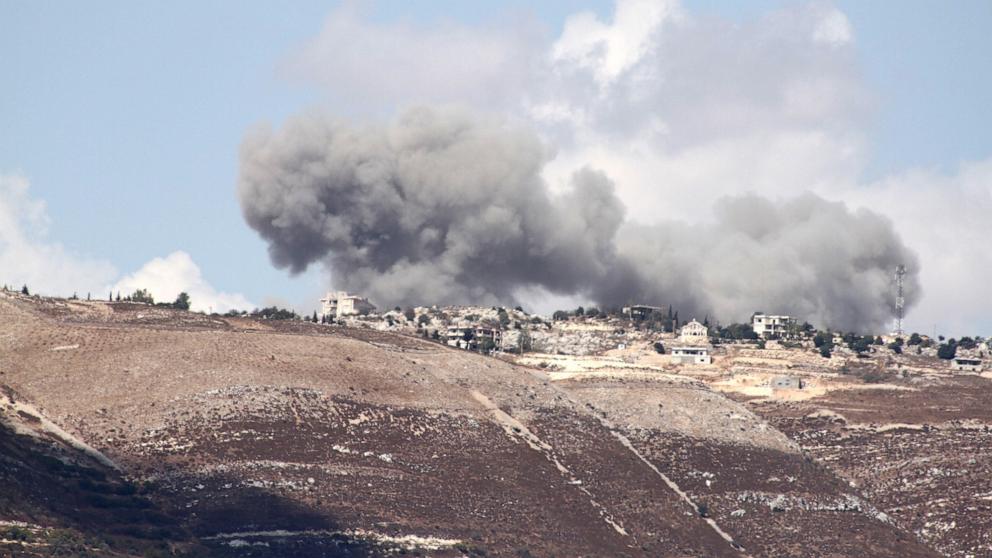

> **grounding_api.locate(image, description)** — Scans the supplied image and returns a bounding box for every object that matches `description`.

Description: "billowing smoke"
[238,107,919,332]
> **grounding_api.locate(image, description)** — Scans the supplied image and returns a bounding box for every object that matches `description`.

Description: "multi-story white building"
[752,314,796,338]
[320,291,376,319]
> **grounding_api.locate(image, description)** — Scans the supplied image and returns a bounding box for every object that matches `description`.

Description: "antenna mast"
[894,265,906,335]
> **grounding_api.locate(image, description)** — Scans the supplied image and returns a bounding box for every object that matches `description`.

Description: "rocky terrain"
[0,292,981,556]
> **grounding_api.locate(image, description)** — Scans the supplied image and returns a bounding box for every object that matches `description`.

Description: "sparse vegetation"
[250,306,298,320]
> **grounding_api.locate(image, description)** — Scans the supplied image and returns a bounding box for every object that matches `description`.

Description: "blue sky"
[2,1,991,334]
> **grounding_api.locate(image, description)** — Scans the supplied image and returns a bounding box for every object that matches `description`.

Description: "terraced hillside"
[740,377,992,558]
[0,293,938,557]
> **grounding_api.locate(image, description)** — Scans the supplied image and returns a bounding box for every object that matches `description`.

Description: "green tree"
[417,314,431,327]
[172,292,191,311]
[937,342,957,360]
[819,346,832,358]
[497,308,510,329]
[403,307,416,322]
[131,288,154,304]
[553,310,570,321]
[813,331,833,349]
[20,284,29,295]
[907,333,923,346]
[479,338,496,354]
[574,306,585,317]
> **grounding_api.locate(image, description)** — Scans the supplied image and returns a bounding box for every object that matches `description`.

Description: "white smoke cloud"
[1,173,252,313]
[110,251,254,314]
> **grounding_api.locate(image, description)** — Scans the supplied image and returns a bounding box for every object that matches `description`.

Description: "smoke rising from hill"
[238,107,918,331]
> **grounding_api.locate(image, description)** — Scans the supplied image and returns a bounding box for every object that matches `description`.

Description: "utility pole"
[894,265,906,336]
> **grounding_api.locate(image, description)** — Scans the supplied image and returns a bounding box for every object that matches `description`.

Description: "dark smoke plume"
[238,107,919,332]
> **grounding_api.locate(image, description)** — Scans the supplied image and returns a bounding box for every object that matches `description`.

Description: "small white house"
[771,376,804,390]
[670,346,711,365]
[952,357,983,372]
[679,319,708,343]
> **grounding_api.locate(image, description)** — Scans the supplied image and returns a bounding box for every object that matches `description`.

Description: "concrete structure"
[320,291,376,319]
[752,314,796,338]
[771,376,804,390]
[670,346,711,365]
[952,358,983,372]
[679,319,708,344]
[622,305,663,319]
[446,326,502,352]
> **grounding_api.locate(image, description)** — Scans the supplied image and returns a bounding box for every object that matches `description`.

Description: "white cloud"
[282,3,545,111]
[1,173,252,313]
[812,6,854,47]
[0,173,118,296]
[552,0,681,86]
[110,251,253,314]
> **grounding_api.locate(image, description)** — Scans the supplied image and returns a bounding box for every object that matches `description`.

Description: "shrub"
[172,292,190,311]
[819,346,832,358]
[861,371,887,384]
[653,342,665,354]
[937,342,957,360]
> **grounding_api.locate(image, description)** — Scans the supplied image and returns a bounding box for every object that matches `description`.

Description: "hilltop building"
[679,319,708,344]
[320,291,376,319]
[670,346,711,365]
[752,314,796,338]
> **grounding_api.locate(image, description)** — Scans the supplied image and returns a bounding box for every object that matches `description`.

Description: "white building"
[320,291,376,319]
[670,346,711,365]
[446,326,502,352]
[952,357,983,372]
[752,314,796,338]
[679,319,708,344]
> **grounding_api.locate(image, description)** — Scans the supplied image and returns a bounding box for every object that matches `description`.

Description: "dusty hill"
[0,293,939,557]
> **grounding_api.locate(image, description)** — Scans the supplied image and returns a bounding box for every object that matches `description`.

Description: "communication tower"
[894,265,906,335]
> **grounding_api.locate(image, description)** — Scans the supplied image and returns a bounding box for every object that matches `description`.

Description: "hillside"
[0,293,942,557]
